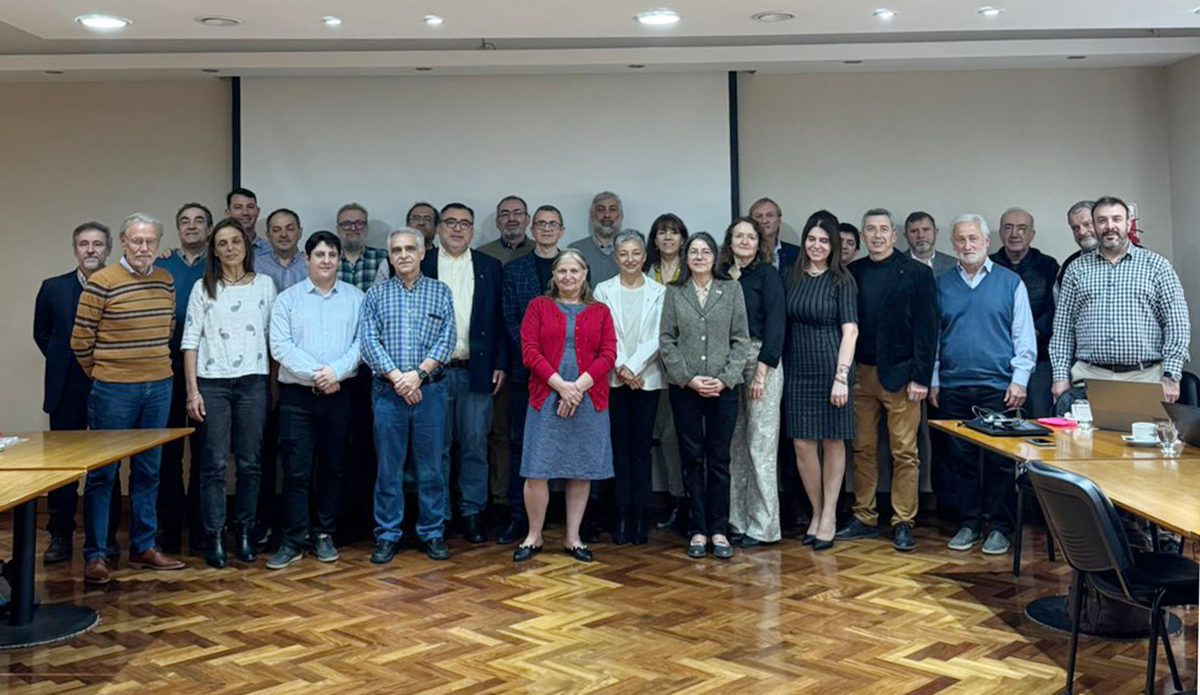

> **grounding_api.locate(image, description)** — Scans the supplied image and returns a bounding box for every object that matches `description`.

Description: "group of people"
[33,186,1190,583]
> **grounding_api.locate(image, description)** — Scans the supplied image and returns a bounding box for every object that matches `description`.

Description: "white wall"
[738,69,1175,264]
[1168,56,1200,367]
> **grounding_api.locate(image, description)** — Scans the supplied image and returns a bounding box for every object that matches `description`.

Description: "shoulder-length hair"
[792,210,848,286]
[670,232,726,287]
[202,218,254,300]
[643,213,689,273]
[717,216,771,271]
[547,249,597,305]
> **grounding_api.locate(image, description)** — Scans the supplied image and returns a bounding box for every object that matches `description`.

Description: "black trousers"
[339,370,378,538]
[256,402,281,531]
[157,362,202,545]
[669,386,738,537]
[46,385,121,539]
[933,385,1015,533]
[505,381,530,520]
[610,386,658,510]
[279,384,351,547]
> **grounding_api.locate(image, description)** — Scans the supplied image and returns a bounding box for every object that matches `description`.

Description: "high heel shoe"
[801,534,816,546]
[812,537,835,551]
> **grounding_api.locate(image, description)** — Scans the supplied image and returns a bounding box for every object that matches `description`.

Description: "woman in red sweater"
[514,249,617,563]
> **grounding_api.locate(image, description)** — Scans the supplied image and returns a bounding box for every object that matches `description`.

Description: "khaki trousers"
[1071,361,1163,385]
[851,364,921,526]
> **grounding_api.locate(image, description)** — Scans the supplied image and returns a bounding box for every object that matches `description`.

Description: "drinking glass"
[1155,418,1179,457]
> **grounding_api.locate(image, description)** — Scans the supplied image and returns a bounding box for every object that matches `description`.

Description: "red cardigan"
[521,296,617,411]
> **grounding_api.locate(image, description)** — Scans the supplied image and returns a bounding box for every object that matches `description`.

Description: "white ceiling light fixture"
[196,16,241,27]
[1067,55,1087,60]
[751,11,796,23]
[872,8,898,20]
[635,9,681,26]
[322,16,343,26]
[424,14,445,26]
[978,6,1003,17]
[75,14,131,30]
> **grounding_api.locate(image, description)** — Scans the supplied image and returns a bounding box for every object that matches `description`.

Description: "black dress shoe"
[370,539,398,564]
[564,545,593,562]
[892,522,916,552]
[611,508,631,545]
[512,544,542,562]
[236,528,259,562]
[462,514,487,544]
[43,535,73,564]
[737,535,762,548]
[801,534,816,546]
[206,534,228,569]
[633,509,650,545]
[496,518,527,545]
[580,520,601,544]
[712,542,734,559]
[687,541,708,558]
[812,538,834,551]
[656,502,679,530]
[422,538,450,561]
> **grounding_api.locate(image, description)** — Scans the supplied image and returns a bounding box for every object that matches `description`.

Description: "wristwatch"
[416,367,430,382]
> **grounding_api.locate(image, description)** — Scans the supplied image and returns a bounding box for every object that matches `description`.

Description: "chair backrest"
[1180,370,1200,407]
[1024,462,1134,578]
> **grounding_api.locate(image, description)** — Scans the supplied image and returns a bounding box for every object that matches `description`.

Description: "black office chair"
[1012,474,1056,576]
[1025,461,1196,695]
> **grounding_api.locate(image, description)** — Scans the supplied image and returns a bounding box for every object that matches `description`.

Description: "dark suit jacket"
[33,270,92,413]
[421,249,508,393]
[776,241,801,275]
[501,252,545,383]
[849,253,939,392]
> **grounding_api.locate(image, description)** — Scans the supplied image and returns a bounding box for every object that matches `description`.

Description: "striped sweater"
[71,262,176,383]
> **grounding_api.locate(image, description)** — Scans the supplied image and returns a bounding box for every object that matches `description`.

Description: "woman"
[644,213,687,284]
[784,211,858,550]
[720,217,785,547]
[660,232,750,559]
[181,218,277,568]
[595,231,666,545]
[516,250,617,563]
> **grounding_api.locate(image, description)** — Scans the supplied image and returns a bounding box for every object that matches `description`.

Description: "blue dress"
[521,302,614,481]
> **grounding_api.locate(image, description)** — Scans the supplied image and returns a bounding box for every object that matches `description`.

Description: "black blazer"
[849,253,939,392]
[421,249,508,393]
[777,241,801,275]
[33,270,92,413]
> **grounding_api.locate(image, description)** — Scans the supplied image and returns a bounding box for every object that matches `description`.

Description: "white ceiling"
[1,0,1199,80]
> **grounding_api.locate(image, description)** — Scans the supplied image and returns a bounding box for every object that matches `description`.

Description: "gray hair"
[337,202,369,220]
[386,227,422,249]
[861,208,895,230]
[950,213,991,238]
[592,191,622,210]
[1067,200,1094,219]
[613,230,646,253]
[120,212,164,240]
[73,221,112,249]
[1000,206,1035,230]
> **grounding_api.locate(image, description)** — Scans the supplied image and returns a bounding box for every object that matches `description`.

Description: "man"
[371,201,441,286]
[267,231,364,569]
[335,202,388,292]
[837,209,939,551]
[226,187,270,259]
[989,207,1059,417]
[478,195,534,264]
[930,214,1035,556]
[421,204,507,543]
[838,222,860,265]
[259,208,308,292]
[568,191,624,284]
[749,197,800,271]
[156,203,212,552]
[1055,200,1096,291]
[1051,196,1190,404]
[903,211,957,277]
[498,205,566,544]
[34,222,122,563]
[70,213,187,584]
[360,228,456,563]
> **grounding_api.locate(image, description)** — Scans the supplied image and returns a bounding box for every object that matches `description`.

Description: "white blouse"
[180,274,277,379]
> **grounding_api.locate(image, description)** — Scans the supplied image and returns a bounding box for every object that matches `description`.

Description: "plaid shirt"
[339,246,389,292]
[1050,244,1190,381]
[359,273,455,376]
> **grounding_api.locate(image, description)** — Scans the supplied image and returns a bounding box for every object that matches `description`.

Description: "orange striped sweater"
[70,262,175,383]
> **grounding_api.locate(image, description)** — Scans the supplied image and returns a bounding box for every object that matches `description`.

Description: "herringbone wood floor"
[0,518,1194,694]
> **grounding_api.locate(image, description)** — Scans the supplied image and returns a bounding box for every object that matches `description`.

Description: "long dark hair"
[671,232,726,287]
[718,216,771,272]
[643,213,688,273]
[791,210,848,286]
[202,218,254,299]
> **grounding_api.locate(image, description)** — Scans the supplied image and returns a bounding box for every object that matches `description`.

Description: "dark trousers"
[279,384,351,547]
[157,362,201,545]
[933,385,1015,533]
[506,381,530,520]
[197,375,268,535]
[46,385,121,540]
[610,386,658,510]
[340,371,378,538]
[669,386,738,537]
[256,402,281,532]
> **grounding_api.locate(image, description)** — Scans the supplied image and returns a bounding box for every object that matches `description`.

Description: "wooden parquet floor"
[0,519,1194,695]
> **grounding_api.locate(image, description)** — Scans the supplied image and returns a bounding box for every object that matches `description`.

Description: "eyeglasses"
[338,220,367,231]
[687,246,714,258]
[126,236,159,249]
[442,219,474,230]
[497,211,526,219]
[532,220,562,230]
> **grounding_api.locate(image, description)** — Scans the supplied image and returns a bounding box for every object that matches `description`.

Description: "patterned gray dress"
[783,271,858,439]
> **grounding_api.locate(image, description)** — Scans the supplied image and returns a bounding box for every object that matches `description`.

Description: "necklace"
[222,271,248,285]
[805,266,827,277]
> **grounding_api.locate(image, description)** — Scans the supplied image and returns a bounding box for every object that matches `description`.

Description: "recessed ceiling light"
[872,8,898,20]
[628,64,646,69]
[321,16,343,26]
[201,68,220,73]
[415,67,434,71]
[196,16,241,28]
[978,6,1003,17]
[1067,55,1087,60]
[635,9,681,26]
[424,15,444,26]
[844,60,863,65]
[75,14,131,30]
[751,11,796,23]
[44,70,64,75]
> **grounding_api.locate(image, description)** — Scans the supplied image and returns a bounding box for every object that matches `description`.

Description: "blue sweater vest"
[936,266,1021,390]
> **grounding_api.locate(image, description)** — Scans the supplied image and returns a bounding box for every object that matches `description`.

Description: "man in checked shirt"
[1050,195,1190,404]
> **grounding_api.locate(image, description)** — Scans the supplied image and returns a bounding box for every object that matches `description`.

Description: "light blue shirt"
[269,278,364,386]
[257,251,308,292]
[932,257,1037,388]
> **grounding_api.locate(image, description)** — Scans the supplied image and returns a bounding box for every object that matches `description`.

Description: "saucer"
[1121,435,1159,447]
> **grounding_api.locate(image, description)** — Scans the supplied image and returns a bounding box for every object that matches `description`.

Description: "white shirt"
[438,248,474,360]
[181,274,277,378]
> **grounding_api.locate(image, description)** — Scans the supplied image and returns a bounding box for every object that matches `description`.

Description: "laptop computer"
[1083,379,1167,431]
[1162,401,1200,446]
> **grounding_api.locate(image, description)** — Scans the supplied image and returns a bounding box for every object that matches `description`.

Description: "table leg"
[0,499,98,650]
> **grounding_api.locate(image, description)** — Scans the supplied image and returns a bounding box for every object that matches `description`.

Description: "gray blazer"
[660,278,751,389]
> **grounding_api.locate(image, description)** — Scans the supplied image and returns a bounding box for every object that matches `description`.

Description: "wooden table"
[928,420,1200,463]
[0,429,193,650]
[1042,458,1200,540]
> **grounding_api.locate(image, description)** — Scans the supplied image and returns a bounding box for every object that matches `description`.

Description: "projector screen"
[240,74,733,250]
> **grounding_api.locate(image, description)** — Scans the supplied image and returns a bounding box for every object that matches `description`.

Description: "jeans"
[932,385,1015,533]
[279,384,351,547]
[196,375,268,535]
[669,386,738,537]
[441,367,493,518]
[373,378,447,542]
[157,360,202,544]
[610,386,659,510]
[506,382,530,519]
[46,383,121,540]
[83,377,172,560]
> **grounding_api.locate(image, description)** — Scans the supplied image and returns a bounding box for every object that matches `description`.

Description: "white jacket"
[594,274,667,390]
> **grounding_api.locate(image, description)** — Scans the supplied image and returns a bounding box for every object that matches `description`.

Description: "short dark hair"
[175,202,213,228]
[1092,195,1129,217]
[305,230,342,256]
[497,195,528,214]
[440,202,474,220]
[406,201,439,226]
[226,187,257,208]
[73,221,112,249]
[266,207,301,229]
[904,211,936,230]
[533,204,563,225]
[838,222,860,250]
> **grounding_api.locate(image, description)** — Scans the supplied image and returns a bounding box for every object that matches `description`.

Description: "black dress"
[783,270,858,439]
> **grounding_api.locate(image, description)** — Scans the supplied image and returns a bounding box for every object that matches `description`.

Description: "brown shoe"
[84,557,111,585]
[128,548,186,571]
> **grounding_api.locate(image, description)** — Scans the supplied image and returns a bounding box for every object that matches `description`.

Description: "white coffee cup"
[1070,401,1093,424]
[1130,421,1156,442]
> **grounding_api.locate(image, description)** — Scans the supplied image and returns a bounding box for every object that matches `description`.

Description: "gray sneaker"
[313,534,339,563]
[265,543,303,570]
[947,527,980,551]
[981,530,1011,555]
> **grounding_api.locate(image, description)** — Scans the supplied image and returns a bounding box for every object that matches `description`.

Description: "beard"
[1078,236,1099,251]
[343,236,365,252]
[591,221,619,239]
